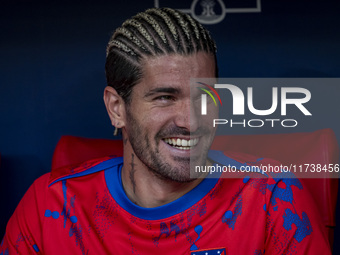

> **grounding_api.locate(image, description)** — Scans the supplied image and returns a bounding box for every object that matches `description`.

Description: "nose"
[173,99,200,133]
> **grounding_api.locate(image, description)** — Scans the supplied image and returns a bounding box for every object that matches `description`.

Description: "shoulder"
[5,156,124,231]
[48,156,123,186]
[11,156,123,219]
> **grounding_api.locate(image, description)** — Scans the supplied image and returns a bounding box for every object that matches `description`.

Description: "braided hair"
[105,7,217,104]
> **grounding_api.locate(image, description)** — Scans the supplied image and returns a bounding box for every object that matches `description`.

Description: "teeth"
[163,138,199,149]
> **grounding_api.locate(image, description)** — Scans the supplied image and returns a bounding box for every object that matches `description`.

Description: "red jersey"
[1,150,331,254]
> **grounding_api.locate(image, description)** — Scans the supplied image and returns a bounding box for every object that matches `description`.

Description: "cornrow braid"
[122,19,155,46]
[105,7,217,104]
[136,13,167,45]
[146,8,178,42]
[113,27,146,51]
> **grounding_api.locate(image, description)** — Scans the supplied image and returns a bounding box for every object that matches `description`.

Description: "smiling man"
[105,52,217,207]
[1,7,331,255]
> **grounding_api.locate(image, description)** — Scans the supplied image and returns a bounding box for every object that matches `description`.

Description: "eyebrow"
[144,87,181,98]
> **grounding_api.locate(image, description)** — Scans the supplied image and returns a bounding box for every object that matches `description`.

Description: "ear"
[103,86,126,128]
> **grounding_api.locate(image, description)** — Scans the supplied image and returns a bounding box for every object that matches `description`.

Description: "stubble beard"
[125,108,210,183]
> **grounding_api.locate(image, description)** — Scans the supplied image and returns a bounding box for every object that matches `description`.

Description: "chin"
[150,161,205,183]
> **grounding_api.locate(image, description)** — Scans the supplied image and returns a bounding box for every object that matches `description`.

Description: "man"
[0,7,331,254]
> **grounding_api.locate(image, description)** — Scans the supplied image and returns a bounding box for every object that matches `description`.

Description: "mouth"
[162,138,199,150]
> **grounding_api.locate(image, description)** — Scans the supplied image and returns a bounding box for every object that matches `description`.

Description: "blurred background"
[1,0,340,252]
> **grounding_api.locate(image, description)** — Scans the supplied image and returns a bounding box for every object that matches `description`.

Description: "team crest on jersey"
[155,0,261,24]
[190,247,227,254]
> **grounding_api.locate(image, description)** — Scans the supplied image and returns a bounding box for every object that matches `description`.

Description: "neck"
[120,144,205,208]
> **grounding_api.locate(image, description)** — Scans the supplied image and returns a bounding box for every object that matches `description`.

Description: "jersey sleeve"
[264,174,332,254]
[0,173,50,254]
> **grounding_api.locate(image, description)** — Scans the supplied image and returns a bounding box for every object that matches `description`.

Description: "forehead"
[137,52,216,91]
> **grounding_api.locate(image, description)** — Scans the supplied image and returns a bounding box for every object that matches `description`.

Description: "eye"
[154,95,176,101]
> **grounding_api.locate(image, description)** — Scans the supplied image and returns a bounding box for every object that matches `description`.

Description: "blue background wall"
[1,0,340,252]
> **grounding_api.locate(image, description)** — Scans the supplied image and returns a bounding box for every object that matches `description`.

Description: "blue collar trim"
[104,160,221,220]
[104,150,240,220]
